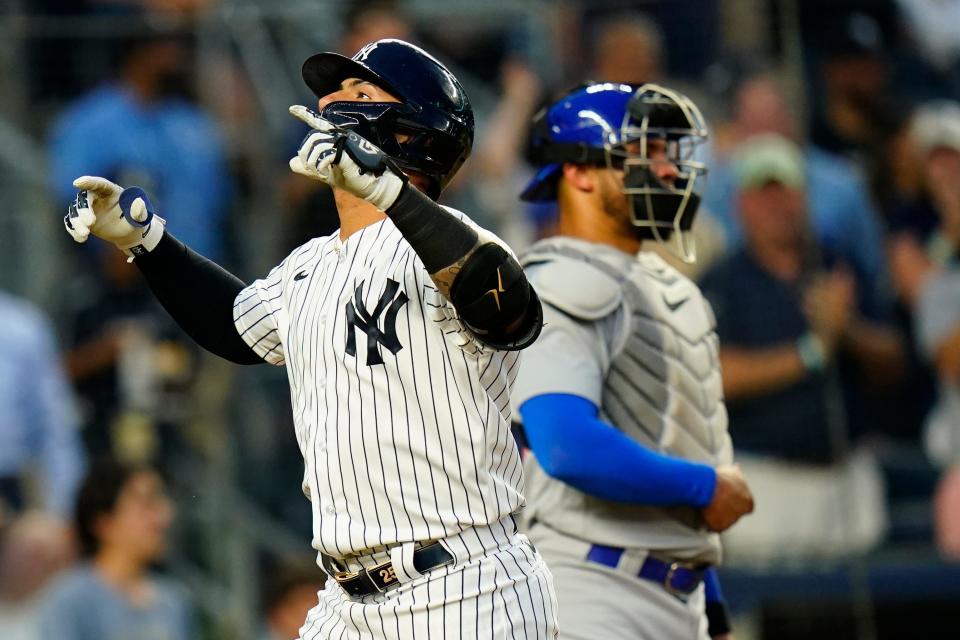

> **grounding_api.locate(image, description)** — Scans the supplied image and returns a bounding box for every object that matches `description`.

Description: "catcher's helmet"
[522,82,708,262]
[302,39,474,200]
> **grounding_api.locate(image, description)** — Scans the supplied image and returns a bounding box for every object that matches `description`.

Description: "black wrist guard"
[450,243,543,350]
[706,601,732,637]
[386,182,478,273]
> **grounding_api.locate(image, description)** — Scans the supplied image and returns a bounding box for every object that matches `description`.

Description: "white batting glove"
[288,105,406,211]
[64,176,165,260]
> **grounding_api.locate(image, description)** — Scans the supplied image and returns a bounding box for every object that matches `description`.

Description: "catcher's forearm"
[135,233,264,365]
[386,185,543,349]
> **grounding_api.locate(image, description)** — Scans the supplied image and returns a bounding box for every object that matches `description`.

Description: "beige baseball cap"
[732,133,805,190]
[911,100,960,157]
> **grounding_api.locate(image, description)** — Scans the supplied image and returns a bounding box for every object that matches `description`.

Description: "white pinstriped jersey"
[232,210,525,558]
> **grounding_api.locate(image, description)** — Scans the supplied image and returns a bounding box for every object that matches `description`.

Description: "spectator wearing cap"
[886,100,960,560]
[889,101,960,249]
[700,134,905,563]
[890,101,960,464]
[702,69,888,290]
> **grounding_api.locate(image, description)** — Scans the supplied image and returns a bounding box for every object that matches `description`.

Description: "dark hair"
[74,458,148,557]
[261,560,327,615]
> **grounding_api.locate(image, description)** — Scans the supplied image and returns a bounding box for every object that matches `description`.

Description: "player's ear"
[561,163,595,194]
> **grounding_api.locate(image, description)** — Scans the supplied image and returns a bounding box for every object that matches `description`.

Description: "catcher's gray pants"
[298,516,559,639]
[528,522,709,640]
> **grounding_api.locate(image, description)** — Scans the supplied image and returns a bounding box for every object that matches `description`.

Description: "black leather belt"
[321,542,454,597]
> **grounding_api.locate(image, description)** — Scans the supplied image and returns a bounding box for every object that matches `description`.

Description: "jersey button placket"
[317,312,328,387]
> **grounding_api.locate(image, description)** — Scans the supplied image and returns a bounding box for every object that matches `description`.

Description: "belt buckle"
[662,562,685,595]
[333,569,360,583]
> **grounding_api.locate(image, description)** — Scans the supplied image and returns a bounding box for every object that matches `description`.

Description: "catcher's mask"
[523,82,708,263]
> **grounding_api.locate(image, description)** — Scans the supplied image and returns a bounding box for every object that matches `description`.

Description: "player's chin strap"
[336,131,543,350]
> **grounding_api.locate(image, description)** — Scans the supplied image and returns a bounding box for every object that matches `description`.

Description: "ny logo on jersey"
[345,279,409,365]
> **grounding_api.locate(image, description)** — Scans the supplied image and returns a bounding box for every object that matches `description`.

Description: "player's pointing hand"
[288,105,406,212]
[64,176,165,259]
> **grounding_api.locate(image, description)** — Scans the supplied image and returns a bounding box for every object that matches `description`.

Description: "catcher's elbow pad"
[450,243,543,350]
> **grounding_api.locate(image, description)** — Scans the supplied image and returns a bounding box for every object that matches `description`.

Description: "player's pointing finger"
[289,105,337,132]
[73,176,121,198]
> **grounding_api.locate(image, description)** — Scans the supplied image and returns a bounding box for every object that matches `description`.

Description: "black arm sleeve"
[134,232,265,365]
[387,185,543,350]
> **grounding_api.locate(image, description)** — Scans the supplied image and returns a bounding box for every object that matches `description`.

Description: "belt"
[320,542,454,598]
[587,544,707,595]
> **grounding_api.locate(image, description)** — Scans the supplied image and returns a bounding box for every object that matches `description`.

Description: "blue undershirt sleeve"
[703,567,724,603]
[519,393,717,507]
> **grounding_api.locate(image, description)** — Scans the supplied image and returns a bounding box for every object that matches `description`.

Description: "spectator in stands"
[48,12,232,262]
[702,67,887,289]
[700,135,905,563]
[63,249,196,463]
[894,0,960,92]
[890,101,960,464]
[39,458,193,640]
[935,464,960,560]
[808,12,895,164]
[258,562,326,640]
[0,512,75,640]
[0,289,85,520]
[589,11,664,85]
[887,100,960,560]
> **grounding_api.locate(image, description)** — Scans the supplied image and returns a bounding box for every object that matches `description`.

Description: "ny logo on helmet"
[345,279,409,365]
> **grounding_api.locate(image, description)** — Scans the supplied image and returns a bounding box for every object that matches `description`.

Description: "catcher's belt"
[320,542,454,597]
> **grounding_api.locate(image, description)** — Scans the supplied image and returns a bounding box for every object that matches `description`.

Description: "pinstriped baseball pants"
[298,517,560,639]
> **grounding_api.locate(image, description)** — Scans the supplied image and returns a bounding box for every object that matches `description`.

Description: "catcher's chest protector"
[527,240,733,466]
[604,251,733,467]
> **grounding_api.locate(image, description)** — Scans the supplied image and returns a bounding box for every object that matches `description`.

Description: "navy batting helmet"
[302,39,474,200]
[523,82,708,262]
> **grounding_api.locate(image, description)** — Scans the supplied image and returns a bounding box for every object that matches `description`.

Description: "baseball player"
[63,39,559,639]
[511,82,755,639]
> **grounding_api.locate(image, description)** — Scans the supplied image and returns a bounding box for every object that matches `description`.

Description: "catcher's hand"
[702,464,754,532]
[288,105,407,211]
[64,176,165,259]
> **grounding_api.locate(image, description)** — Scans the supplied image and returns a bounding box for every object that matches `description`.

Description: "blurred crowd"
[4,0,960,638]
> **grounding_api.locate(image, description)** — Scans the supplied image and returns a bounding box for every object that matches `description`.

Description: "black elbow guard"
[450,243,543,350]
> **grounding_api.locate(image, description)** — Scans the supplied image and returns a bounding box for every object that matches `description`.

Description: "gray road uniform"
[512,237,733,640]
